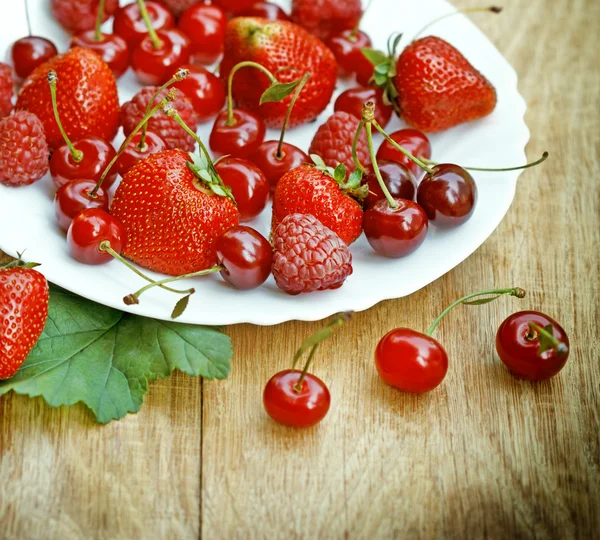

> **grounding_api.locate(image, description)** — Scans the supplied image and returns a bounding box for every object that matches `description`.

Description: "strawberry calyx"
[187,151,234,201]
[0,252,41,270]
[310,154,368,200]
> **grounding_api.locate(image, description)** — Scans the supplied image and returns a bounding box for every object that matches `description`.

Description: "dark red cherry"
[10,36,58,79]
[240,2,290,20]
[113,1,174,49]
[172,64,225,122]
[335,86,392,128]
[54,179,109,232]
[132,28,191,86]
[114,131,167,178]
[251,140,309,192]
[49,136,117,189]
[417,164,477,228]
[327,29,372,79]
[178,3,227,65]
[210,108,266,159]
[363,198,428,258]
[377,128,432,175]
[363,160,416,209]
[67,208,125,265]
[70,32,129,78]
[215,157,270,221]
[215,225,273,290]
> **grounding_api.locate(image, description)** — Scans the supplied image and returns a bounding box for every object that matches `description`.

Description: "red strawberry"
[272,161,365,245]
[121,86,198,152]
[272,213,352,295]
[0,111,50,187]
[51,0,119,33]
[0,63,14,118]
[220,17,337,128]
[110,149,239,276]
[0,261,49,380]
[309,111,371,177]
[291,0,362,41]
[16,47,120,152]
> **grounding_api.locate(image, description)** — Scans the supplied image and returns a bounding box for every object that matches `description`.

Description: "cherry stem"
[24,0,32,36]
[413,6,503,41]
[276,71,311,159]
[426,287,526,337]
[165,106,215,171]
[350,0,373,39]
[421,152,549,173]
[136,0,162,49]
[94,0,105,42]
[364,121,398,209]
[291,312,351,392]
[351,119,366,174]
[48,70,83,163]
[527,322,569,357]
[99,241,190,295]
[124,266,223,305]
[226,61,278,126]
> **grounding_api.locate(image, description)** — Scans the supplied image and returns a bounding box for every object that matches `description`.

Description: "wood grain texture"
[1,0,599,538]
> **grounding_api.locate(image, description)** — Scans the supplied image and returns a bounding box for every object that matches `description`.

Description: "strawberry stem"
[364,121,398,209]
[94,0,105,42]
[47,70,84,163]
[136,0,162,49]
[276,71,310,159]
[413,6,503,41]
[421,152,549,172]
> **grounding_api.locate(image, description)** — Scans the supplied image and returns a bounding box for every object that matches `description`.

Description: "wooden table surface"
[1,1,599,538]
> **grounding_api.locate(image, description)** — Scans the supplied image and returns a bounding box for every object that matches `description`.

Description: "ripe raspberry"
[291,0,362,41]
[272,214,353,295]
[0,63,14,118]
[121,87,198,152]
[0,111,50,187]
[156,0,198,17]
[309,112,370,177]
[51,0,119,33]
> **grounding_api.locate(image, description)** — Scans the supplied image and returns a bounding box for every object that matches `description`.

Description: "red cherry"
[363,199,428,258]
[363,160,416,209]
[335,86,392,128]
[327,29,372,79]
[70,32,129,78]
[251,140,309,192]
[375,328,448,393]
[496,311,569,381]
[263,370,331,428]
[10,36,58,79]
[54,179,109,232]
[239,2,290,20]
[172,64,225,122]
[49,136,117,189]
[210,108,266,159]
[177,3,226,65]
[132,28,191,86]
[417,164,477,228]
[113,1,174,50]
[377,129,432,175]
[67,208,125,265]
[215,157,269,221]
[215,225,273,290]
[114,130,167,177]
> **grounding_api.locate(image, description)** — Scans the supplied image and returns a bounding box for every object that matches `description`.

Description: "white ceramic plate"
[0,0,529,326]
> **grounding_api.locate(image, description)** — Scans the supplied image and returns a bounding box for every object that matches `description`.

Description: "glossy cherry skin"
[251,140,309,192]
[377,128,432,175]
[49,136,117,189]
[215,226,273,290]
[215,157,270,221]
[67,208,125,265]
[240,2,290,20]
[335,86,393,128]
[11,36,58,79]
[364,199,428,258]
[417,164,477,228]
[113,1,174,49]
[363,160,416,210]
[496,311,570,381]
[132,29,191,86]
[263,370,331,428]
[70,32,129,78]
[210,108,266,159]
[178,3,227,65]
[327,29,372,79]
[172,64,225,121]
[54,179,109,232]
[114,131,167,177]
[375,328,448,393]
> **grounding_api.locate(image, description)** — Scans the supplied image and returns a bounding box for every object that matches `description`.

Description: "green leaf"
[361,48,389,67]
[260,80,301,104]
[462,295,502,305]
[537,324,556,354]
[346,169,364,189]
[373,72,388,86]
[374,61,392,75]
[0,287,232,423]
[310,154,327,169]
[333,163,346,182]
[171,293,193,320]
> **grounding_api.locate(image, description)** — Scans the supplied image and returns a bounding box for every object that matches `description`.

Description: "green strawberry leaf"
[374,61,392,75]
[0,287,232,424]
[260,80,301,104]
[310,154,327,169]
[333,163,346,183]
[361,48,389,67]
[345,169,364,189]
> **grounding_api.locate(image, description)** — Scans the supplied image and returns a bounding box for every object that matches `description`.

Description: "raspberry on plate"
[0,63,14,118]
[51,0,119,33]
[272,214,353,295]
[0,111,49,187]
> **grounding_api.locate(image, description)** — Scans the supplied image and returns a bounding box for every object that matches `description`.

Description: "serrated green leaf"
[171,293,193,320]
[333,163,346,182]
[361,48,389,67]
[0,287,232,423]
[260,80,301,104]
